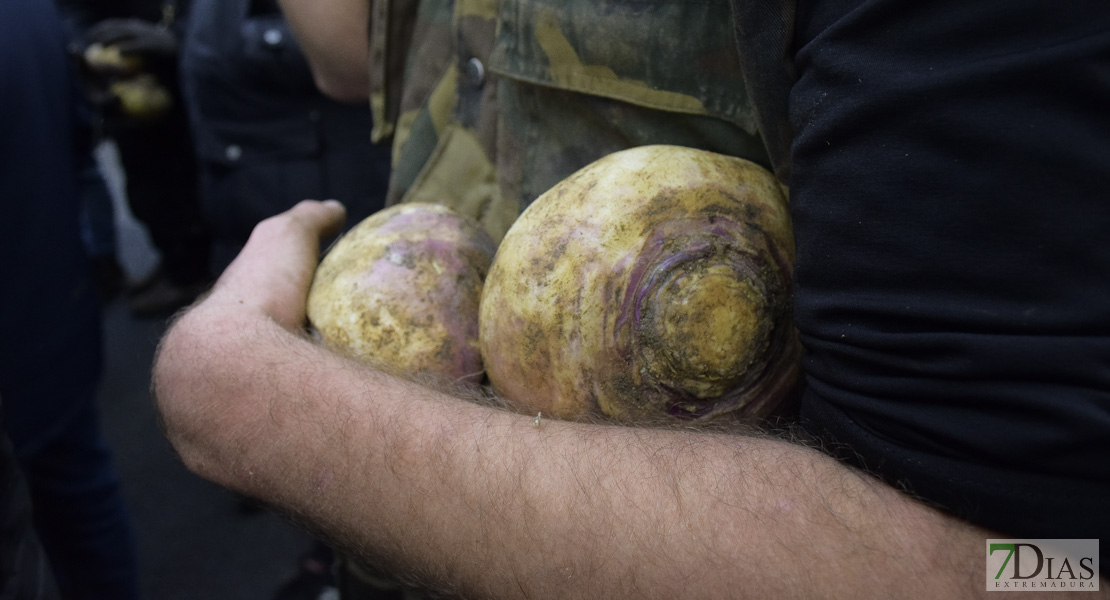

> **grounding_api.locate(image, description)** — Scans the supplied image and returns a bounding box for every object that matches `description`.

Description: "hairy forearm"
[156,299,993,599]
[276,0,369,102]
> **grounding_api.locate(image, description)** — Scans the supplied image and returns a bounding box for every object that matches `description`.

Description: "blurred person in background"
[180,0,391,275]
[0,0,141,598]
[54,0,128,306]
[58,0,214,317]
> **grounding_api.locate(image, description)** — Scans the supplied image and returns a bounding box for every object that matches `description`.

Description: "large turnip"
[307,203,497,384]
[479,145,801,422]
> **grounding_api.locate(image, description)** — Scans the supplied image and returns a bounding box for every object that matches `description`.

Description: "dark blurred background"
[95,141,316,600]
[10,1,391,595]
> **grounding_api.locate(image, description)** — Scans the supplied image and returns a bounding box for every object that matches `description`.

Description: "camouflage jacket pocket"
[487,0,757,133]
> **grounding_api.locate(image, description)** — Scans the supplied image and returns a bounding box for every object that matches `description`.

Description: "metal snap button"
[263,28,283,46]
[465,57,485,87]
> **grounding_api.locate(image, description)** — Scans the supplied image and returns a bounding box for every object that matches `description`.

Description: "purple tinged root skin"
[307,203,496,384]
[480,145,800,423]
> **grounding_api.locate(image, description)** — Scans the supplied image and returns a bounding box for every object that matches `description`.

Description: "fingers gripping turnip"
[479,145,801,422]
[307,203,497,384]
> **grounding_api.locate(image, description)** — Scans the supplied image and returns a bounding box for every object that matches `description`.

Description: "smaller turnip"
[307,203,497,384]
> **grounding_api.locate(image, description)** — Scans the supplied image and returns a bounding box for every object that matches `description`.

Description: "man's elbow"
[313,70,370,104]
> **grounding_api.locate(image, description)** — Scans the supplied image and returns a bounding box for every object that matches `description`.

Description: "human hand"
[206,200,347,330]
[85,18,179,57]
[153,200,347,492]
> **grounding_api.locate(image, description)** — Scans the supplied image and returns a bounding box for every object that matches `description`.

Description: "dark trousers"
[0,415,59,600]
[15,396,139,600]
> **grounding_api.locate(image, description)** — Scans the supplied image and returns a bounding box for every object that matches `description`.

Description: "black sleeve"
[786,0,1110,539]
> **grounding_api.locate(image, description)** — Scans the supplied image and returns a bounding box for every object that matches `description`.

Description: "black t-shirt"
[739,0,1110,539]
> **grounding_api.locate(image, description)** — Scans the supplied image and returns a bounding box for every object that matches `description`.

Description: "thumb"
[212,200,347,329]
[277,199,348,243]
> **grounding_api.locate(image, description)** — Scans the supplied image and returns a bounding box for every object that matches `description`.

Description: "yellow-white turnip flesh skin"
[479,145,801,422]
[308,203,497,385]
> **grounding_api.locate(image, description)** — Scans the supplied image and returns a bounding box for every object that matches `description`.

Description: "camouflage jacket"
[369,0,770,242]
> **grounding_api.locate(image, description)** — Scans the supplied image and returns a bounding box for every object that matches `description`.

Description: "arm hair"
[154,301,991,599]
